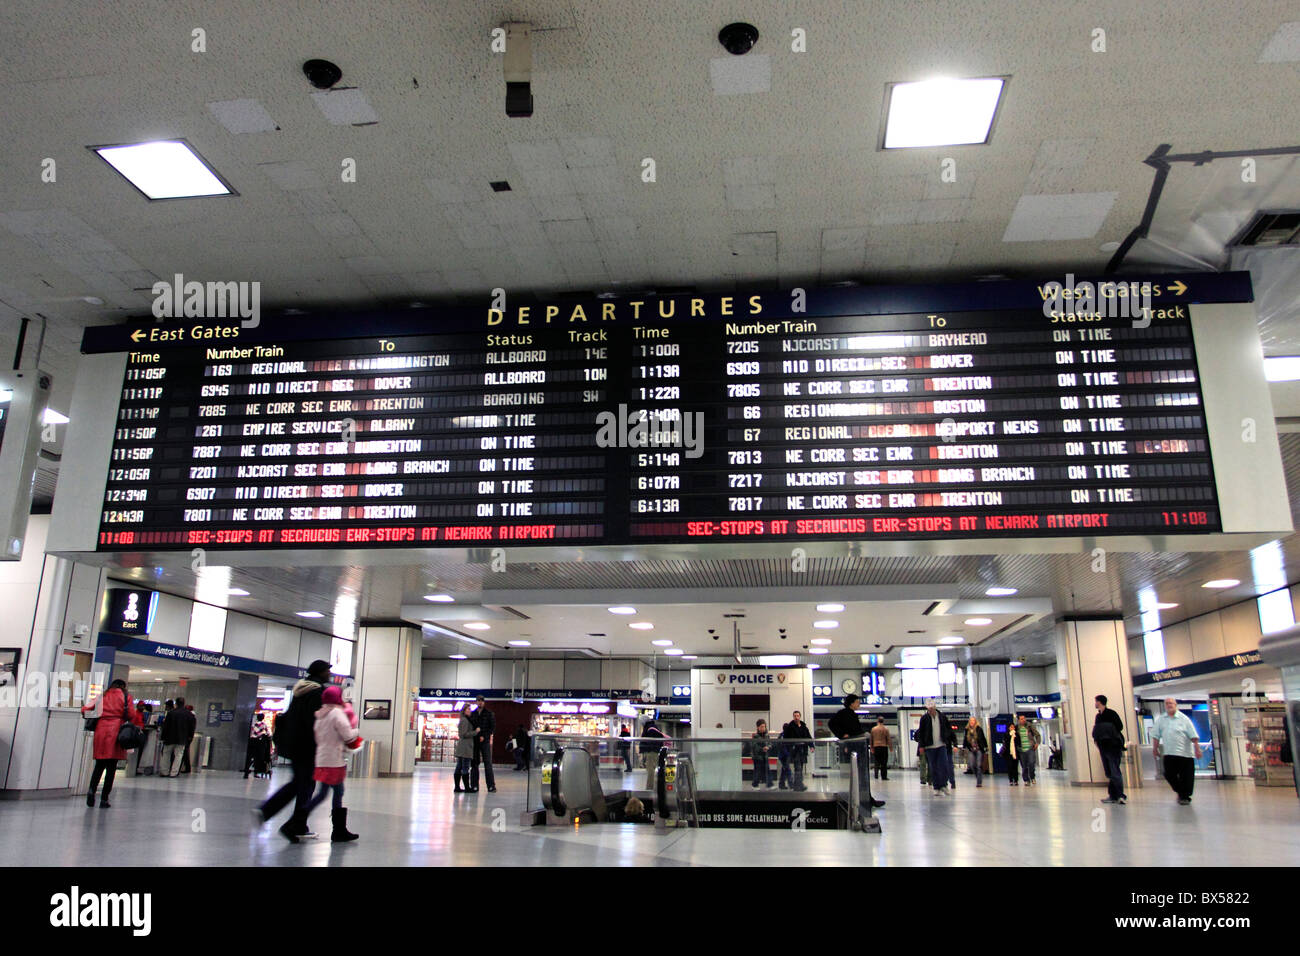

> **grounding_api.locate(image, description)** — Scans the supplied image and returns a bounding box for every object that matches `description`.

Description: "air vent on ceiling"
[489,180,511,192]
[907,629,926,634]
[587,633,606,637]
[1231,210,1300,247]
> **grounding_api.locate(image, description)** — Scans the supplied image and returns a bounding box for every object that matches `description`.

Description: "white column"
[1055,617,1142,787]
[354,625,422,777]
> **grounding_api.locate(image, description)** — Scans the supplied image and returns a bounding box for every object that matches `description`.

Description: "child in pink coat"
[309,685,361,842]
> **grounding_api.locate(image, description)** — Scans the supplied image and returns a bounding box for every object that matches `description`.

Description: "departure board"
[93,296,1222,551]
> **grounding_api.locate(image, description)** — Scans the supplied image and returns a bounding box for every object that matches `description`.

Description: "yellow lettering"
[487,309,503,326]
[749,295,762,315]
[691,298,705,317]
[720,297,733,316]
[602,302,616,321]
[517,306,529,325]
[569,304,587,322]
[629,301,644,319]
[545,305,559,323]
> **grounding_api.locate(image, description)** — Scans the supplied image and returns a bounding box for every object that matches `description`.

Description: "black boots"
[86,791,95,808]
[453,769,464,792]
[331,808,359,843]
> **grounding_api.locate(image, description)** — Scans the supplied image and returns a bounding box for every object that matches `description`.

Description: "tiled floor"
[2,766,1296,867]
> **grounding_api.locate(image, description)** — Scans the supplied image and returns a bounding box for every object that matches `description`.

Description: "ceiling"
[6,1,1300,674]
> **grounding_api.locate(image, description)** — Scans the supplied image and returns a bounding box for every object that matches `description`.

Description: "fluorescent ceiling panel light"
[424,594,455,603]
[938,636,964,644]
[758,655,797,667]
[93,141,233,199]
[664,648,685,656]
[964,617,993,626]
[1202,579,1240,589]
[296,611,324,619]
[810,648,828,655]
[1264,356,1300,381]
[1009,661,1023,667]
[42,409,69,425]
[984,587,1018,596]
[141,669,152,673]
[629,622,654,630]
[1155,602,1179,610]
[813,620,839,629]
[651,639,673,647]
[683,655,698,660]
[816,603,845,612]
[227,588,250,596]
[1258,589,1296,635]
[608,606,637,614]
[464,622,490,630]
[449,654,467,660]
[882,77,1004,148]
[810,638,833,646]
[808,663,820,670]
[508,640,531,647]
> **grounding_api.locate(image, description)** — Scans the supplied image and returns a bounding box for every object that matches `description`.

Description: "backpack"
[272,707,295,755]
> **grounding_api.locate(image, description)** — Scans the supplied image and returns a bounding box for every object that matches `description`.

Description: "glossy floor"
[2,766,1296,867]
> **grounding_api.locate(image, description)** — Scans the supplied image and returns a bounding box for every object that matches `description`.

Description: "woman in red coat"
[80,679,142,808]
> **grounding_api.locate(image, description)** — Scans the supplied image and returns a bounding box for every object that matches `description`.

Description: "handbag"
[84,717,99,732]
[115,694,145,750]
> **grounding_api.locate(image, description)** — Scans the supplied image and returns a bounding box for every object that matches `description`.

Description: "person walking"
[828,695,885,809]
[640,719,668,767]
[618,724,633,772]
[470,696,497,793]
[454,703,477,792]
[1151,697,1202,805]
[1092,695,1127,805]
[243,712,271,778]
[870,717,891,781]
[159,695,196,778]
[963,715,988,788]
[779,710,812,791]
[1016,715,1042,786]
[916,699,957,795]
[1002,721,1019,785]
[254,659,331,842]
[80,679,143,808]
[750,719,774,788]
[306,686,360,842]
[511,725,530,771]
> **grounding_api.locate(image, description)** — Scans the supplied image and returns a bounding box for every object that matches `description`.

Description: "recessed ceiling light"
[808,663,820,670]
[816,603,845,612]
[449,654,467,660]
[629,622,654,630]
[813,620,839,629]
[664,648,685,656]
[810,638,833,645]
[1202,579,1240,589]
[682,655,698,660]
[810,647,829,655]
[227,588,250,596]
[758,655,797,666]
[1009,661,1023,667]
[141,669,152,673]
[984,587,1018,596]
[882,76,1006,149]
[964,617,993,626]
[1264,357,1300,382]
[651,639,673,647]
[92,140,234,199]
[608,606,637,614]
[296,611,324,618]
[939,636,965,644]
[424,593,455,603]
[154,678,162,681]
[464,622,490,630]
[508,640,531,647]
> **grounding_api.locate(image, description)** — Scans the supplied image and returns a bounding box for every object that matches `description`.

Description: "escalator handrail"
[550,748,566,816]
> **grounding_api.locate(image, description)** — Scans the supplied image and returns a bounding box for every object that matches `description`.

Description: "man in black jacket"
[779,710,813,791]
[915,699,958,794]
[1092,694,1127,804]
[159,696,196,777]
[470,696,497,793]
[828,695,885,810]
[254,659,330,842]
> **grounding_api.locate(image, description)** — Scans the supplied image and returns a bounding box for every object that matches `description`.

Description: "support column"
[1055,616,1142,788]
[354,625,422,777]
[968,663,1014,718]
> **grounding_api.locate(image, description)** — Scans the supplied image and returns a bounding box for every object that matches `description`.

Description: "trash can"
[347,739,378,778]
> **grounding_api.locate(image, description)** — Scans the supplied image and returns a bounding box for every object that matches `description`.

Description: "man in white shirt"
[1151,697,1203,805]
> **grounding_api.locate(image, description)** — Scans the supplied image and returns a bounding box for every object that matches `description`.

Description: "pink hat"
[322,686,343,705]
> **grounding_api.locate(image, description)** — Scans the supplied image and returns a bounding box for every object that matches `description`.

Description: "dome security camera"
[302,59,343,90]
[718,22,759,56]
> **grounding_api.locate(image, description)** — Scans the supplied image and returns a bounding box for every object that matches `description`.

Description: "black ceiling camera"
[710,628,719,640]
[718,22,759,55]
[302,59,342,90]
[779,628,787,640]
